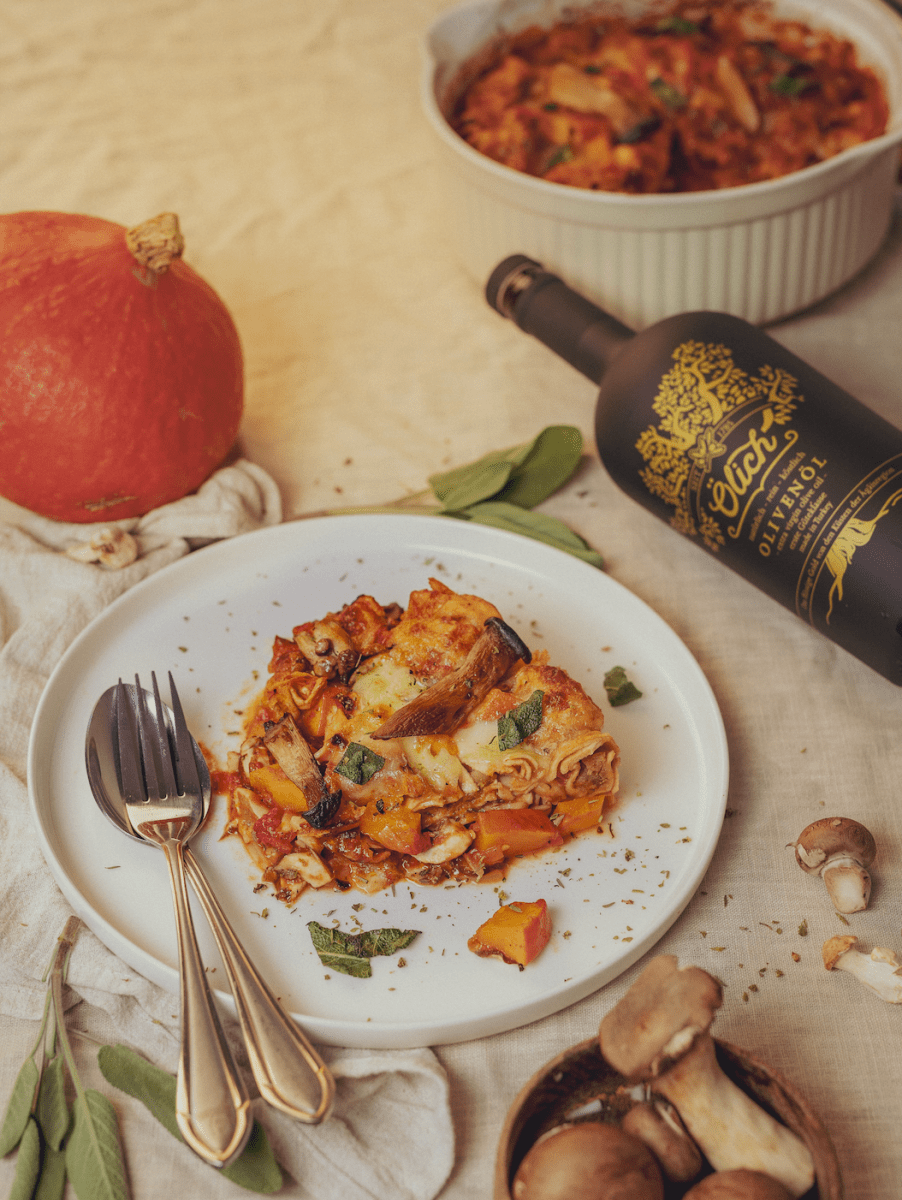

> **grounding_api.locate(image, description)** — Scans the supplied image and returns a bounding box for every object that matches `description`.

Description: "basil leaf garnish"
[604,666,643,706]
[307,922,420,978]
[498,689,544,751]
[334,742,385,784]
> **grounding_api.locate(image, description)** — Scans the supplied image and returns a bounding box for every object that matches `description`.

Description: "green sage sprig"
[303,425,603,568]
[0,918,283,1198]
[0,915,129,1200]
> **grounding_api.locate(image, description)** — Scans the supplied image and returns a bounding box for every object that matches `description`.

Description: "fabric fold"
[0,460,454,1200]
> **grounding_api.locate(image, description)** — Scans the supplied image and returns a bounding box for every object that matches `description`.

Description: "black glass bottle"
[487,254,902,685]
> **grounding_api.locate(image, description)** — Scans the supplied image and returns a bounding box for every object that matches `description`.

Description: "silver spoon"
[86,682,335,1127]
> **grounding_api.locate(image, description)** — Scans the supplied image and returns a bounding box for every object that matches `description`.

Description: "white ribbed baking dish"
[422,0,902,327]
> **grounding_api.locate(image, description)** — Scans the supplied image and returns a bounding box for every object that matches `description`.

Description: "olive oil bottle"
[487,255,902,685]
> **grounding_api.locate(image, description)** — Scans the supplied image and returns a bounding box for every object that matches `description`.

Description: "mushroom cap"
[512,1122,664,1200]
[599,955,723,1081]
[791,816,876,873]
[682,1168,794,1199]
[822,934,858,970]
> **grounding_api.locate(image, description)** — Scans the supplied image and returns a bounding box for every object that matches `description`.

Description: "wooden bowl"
[493,1037,842,1200]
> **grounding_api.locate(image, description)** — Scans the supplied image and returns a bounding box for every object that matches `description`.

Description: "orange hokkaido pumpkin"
[0,211,244,523]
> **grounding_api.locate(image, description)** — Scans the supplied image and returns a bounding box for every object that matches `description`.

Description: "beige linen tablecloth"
[2,1,902,1197]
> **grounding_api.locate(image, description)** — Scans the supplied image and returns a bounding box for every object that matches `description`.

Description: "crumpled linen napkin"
[0,460,454,1200]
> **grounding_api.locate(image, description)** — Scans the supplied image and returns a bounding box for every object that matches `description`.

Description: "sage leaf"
[65,1090,128,1200]
[8,1116,40,1200]
[37,1056,69,1152]
[0,1057,40,1156]
[493,426,583,509]
[34,1143,67,1200]
[498,690,544,751]
[430,458,515,511]
[356,928,420,958]
[603,666,643,706]
[307,923,373,977]
[452,501,604,567]
[334,742,385,785]
[217,1121,282,1194]
[307,921,421,977]
[97,1045,179,1142]
[97,1046,282,1194]
[428,426,584,512]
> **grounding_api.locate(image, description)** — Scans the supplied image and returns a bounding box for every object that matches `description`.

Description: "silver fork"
[115,674,252,1168]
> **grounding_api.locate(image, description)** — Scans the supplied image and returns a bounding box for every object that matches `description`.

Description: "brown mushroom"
[682,1169,794,1199]
[263,715,340,826]
[512,1121,663,1200]
[598,956,815,1198]
[789,816,876,913]
[294,618,358,679]
[622,1099,703,1185]
[371,617,530,740]
[822,934,902,1003]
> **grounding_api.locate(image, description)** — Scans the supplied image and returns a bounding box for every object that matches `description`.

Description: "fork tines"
[114,672,202,804]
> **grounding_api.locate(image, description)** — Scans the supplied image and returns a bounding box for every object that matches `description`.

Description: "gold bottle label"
[635,340,902,628]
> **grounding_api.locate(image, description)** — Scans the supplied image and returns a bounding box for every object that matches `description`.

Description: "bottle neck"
[486,256,633,385]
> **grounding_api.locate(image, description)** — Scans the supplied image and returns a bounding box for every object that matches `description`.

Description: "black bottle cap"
[485,255,545,318]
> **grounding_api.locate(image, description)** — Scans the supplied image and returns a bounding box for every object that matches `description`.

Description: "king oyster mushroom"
[371,616,530,740]
[263,715,341,827]
[789,816,876,913]
[621,1099,704,1185]
[598,956,815,1198]
[822,935,902,1003]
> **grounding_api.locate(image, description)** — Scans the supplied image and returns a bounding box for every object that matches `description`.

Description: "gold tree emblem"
[637,341,801,549]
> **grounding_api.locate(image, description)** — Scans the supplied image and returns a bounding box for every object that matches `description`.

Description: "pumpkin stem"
[125,213,185,274]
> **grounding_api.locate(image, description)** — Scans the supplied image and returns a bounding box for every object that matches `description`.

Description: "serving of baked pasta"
[219,579,620,903]
[449,0,889,193]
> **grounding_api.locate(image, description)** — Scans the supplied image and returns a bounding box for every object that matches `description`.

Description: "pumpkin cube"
[468,899,552,968]
[553,794,606,835]
[473,809,563,858]
[359,802,430,856]
[246,762,311,814]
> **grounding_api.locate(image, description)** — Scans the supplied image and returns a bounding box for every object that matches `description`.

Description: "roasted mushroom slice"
[263,716,341,828]
[371,617,530,740]
[294,618,358,679]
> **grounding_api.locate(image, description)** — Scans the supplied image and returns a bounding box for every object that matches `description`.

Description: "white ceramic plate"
[28,515,728,1049]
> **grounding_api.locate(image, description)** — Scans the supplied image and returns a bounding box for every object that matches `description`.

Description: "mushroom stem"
[822,935,902,1003]
[598,957,814,1199]
[789,816,876,913]
[649,1034,814,1197]
[820,855,871,913]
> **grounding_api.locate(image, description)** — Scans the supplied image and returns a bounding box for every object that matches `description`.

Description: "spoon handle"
[162,838,253,1166]
[184,848,335,1124]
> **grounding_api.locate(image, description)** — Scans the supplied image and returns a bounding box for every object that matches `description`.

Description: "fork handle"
[184,848,335,1124]
[162,838,253,1167]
